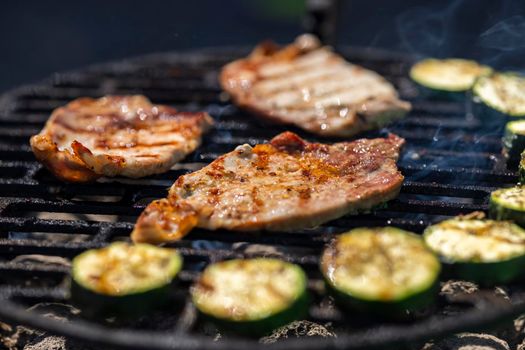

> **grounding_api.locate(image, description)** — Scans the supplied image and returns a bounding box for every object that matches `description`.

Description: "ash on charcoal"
[259,320,336,344]
[511,316,525,350]
[439,280,480,318]
[26,303,80,321]
[440,281,511,309]
[440,280,479,297]
[0,323,95,350]
[493,287,510,300]
[24,335,66,350]
[0,303,95,350]
[232,243,285,257]
[436,280,519,344]
[11,255,71,267]
[514,315,525,337]
[422,333,510,350]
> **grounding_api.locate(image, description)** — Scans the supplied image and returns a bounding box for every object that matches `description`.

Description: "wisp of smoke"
[478,15,525,52]
[396,1,463,57]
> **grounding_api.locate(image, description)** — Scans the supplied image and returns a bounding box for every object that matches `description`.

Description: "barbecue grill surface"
[0,47,523,350]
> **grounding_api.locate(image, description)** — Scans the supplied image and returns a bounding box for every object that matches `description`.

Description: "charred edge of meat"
[131,198,198,244]
[30,134,100,183]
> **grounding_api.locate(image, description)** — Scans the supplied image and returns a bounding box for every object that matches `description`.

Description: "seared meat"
[30,95,213,182]
[220,34,411,137]
[132,131,404,244]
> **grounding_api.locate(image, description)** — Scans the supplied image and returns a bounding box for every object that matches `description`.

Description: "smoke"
[395,2,463,58]
[396,0,525,69]
[478,15,525,51]
[477,15,525,70]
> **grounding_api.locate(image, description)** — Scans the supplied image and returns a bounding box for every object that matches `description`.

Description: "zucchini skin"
[198,290,309,337]
[520,156,525,183]
[415,85,466,101]
[502,124,525,168]
[71,279,175,318]
[439,257,525,286]
[489,198,525,228]
[324,278,439,319]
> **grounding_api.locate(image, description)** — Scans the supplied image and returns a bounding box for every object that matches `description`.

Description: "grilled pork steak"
[132,131,405,244]
[220,34,411,137]
[30,95,213,182]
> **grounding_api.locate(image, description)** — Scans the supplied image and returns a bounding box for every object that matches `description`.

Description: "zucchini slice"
[410,58,492,92]
[191,258,308,336]
[490,186,525,227]
[424,214,525,284]
[520,154,525,183]
[71,242,182,317]
[320,227,440,316]
[473,72,525,117]
[503,120,525,166]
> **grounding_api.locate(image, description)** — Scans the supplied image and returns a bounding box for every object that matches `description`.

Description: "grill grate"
[0,47,523,350]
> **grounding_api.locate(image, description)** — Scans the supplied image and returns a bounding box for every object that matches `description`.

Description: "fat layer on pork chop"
[30,95,213,182]
[220,34,411,137]
[131,131,405,244]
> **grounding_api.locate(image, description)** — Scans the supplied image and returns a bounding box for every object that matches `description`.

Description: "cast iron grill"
[0,46,523,350]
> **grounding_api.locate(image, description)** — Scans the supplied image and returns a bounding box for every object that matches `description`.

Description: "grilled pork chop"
[220,34,411,137]
[132,131,405,244]
[30,95,213,182]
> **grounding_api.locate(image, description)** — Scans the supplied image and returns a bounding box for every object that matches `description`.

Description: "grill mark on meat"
[53,117,192,135]
[133,154,160,158]
[257,65,374,95]
[262,82,394,111]
[257,48,338,79]
[275,91,396,113]
[93,140,180,150]
[255,74,389,107]
[131,131,405,244]
[52,115,132,134]
[254,65,348,96]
